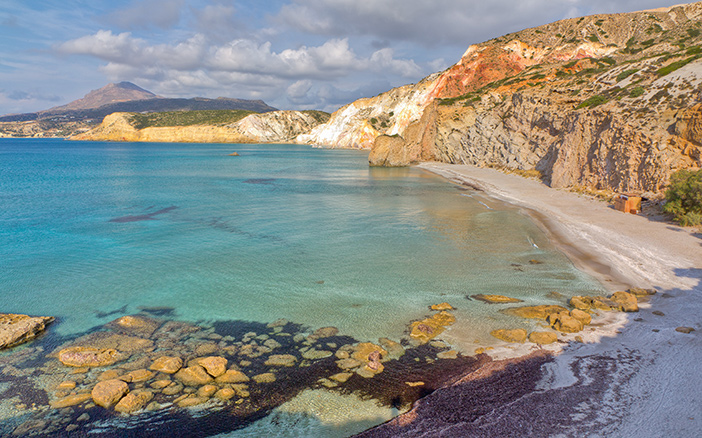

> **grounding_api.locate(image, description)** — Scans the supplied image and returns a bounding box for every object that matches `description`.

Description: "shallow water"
[0,138,607,436]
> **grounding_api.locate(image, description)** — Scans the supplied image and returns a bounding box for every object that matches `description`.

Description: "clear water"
[0,138,606,435]
[0,138,605,343]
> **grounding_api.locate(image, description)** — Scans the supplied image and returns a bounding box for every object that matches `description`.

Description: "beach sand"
[357,163,702,437]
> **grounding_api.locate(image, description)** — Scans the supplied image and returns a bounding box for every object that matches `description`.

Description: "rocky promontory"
[72,110,329,144]
[0,313,54,350]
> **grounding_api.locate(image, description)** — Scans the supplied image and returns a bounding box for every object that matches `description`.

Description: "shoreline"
[359,162,702,437]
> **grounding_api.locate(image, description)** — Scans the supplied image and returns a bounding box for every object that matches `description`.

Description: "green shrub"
[658,55,700,76]
[600,57,616,66]
[663,169,702,226]
[588,35,599,42]
[688,28,700,38]
[629,86,645,97]
[128,110,255,129]
[616,69,639,82]
[577,95,609,109]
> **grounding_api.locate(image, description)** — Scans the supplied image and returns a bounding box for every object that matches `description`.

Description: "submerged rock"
[264,354,297,367]
[0,313,54,350]
[502,305,568,320]
[472,294,523,304]
[409,311,456,344]
[252,373,276,383]
[49,393,93,409]
[150,356,183,374]
[58,347,125,367]
[215,369,250,384]
[430,302,454,311]
[108,315,161,337]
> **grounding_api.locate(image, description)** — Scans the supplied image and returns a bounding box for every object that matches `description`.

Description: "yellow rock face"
[528,331,558,345]
[570,309,592,325]
[548,312,584,333]
[490,328,527,343]
[611,291,639,312]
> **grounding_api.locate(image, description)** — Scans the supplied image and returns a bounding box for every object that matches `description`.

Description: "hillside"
[298,2,702,193]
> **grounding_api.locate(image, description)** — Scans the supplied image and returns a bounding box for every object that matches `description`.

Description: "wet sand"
[358,163,702,437]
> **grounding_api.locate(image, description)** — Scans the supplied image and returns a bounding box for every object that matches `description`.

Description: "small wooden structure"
[614,194,642,214]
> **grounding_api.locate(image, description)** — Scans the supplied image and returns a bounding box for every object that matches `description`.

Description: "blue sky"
[0,0,688,114]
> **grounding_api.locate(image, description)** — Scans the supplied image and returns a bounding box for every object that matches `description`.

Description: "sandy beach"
[358,162,702,437]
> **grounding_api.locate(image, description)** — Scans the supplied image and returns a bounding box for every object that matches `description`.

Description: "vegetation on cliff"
[128,110,256,129]
[664,169,702,226]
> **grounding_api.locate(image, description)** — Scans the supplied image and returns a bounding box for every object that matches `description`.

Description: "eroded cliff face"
[363,2,702,192]
[73,110,326,144]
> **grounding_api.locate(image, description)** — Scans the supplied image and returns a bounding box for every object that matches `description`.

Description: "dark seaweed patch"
[243,178,276,185]
[95,305,128,319]
[109,206,178,223]
[137,306,176,317]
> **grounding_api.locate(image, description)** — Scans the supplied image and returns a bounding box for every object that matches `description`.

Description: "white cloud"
[56,30,422,104]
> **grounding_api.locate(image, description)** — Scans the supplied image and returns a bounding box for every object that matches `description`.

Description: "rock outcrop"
[0,313,54,350]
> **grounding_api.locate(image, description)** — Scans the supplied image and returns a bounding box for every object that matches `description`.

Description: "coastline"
[359,162,702,437]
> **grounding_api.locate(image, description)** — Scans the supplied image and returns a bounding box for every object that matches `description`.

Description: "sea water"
[0,138,606,436]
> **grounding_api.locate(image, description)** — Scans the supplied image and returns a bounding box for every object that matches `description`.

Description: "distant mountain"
[49,82,159,112]
[0,82,277,122]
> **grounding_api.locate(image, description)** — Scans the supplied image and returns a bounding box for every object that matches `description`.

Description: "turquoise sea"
[0,138,606,436]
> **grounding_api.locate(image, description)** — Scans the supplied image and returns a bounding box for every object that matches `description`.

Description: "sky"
[0,0,690,114]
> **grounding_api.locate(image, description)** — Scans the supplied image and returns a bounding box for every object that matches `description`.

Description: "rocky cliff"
[304,2,702,193]
[72,110,329,144]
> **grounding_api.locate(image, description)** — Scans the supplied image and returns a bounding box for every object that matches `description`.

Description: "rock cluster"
[491,290,648,344]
